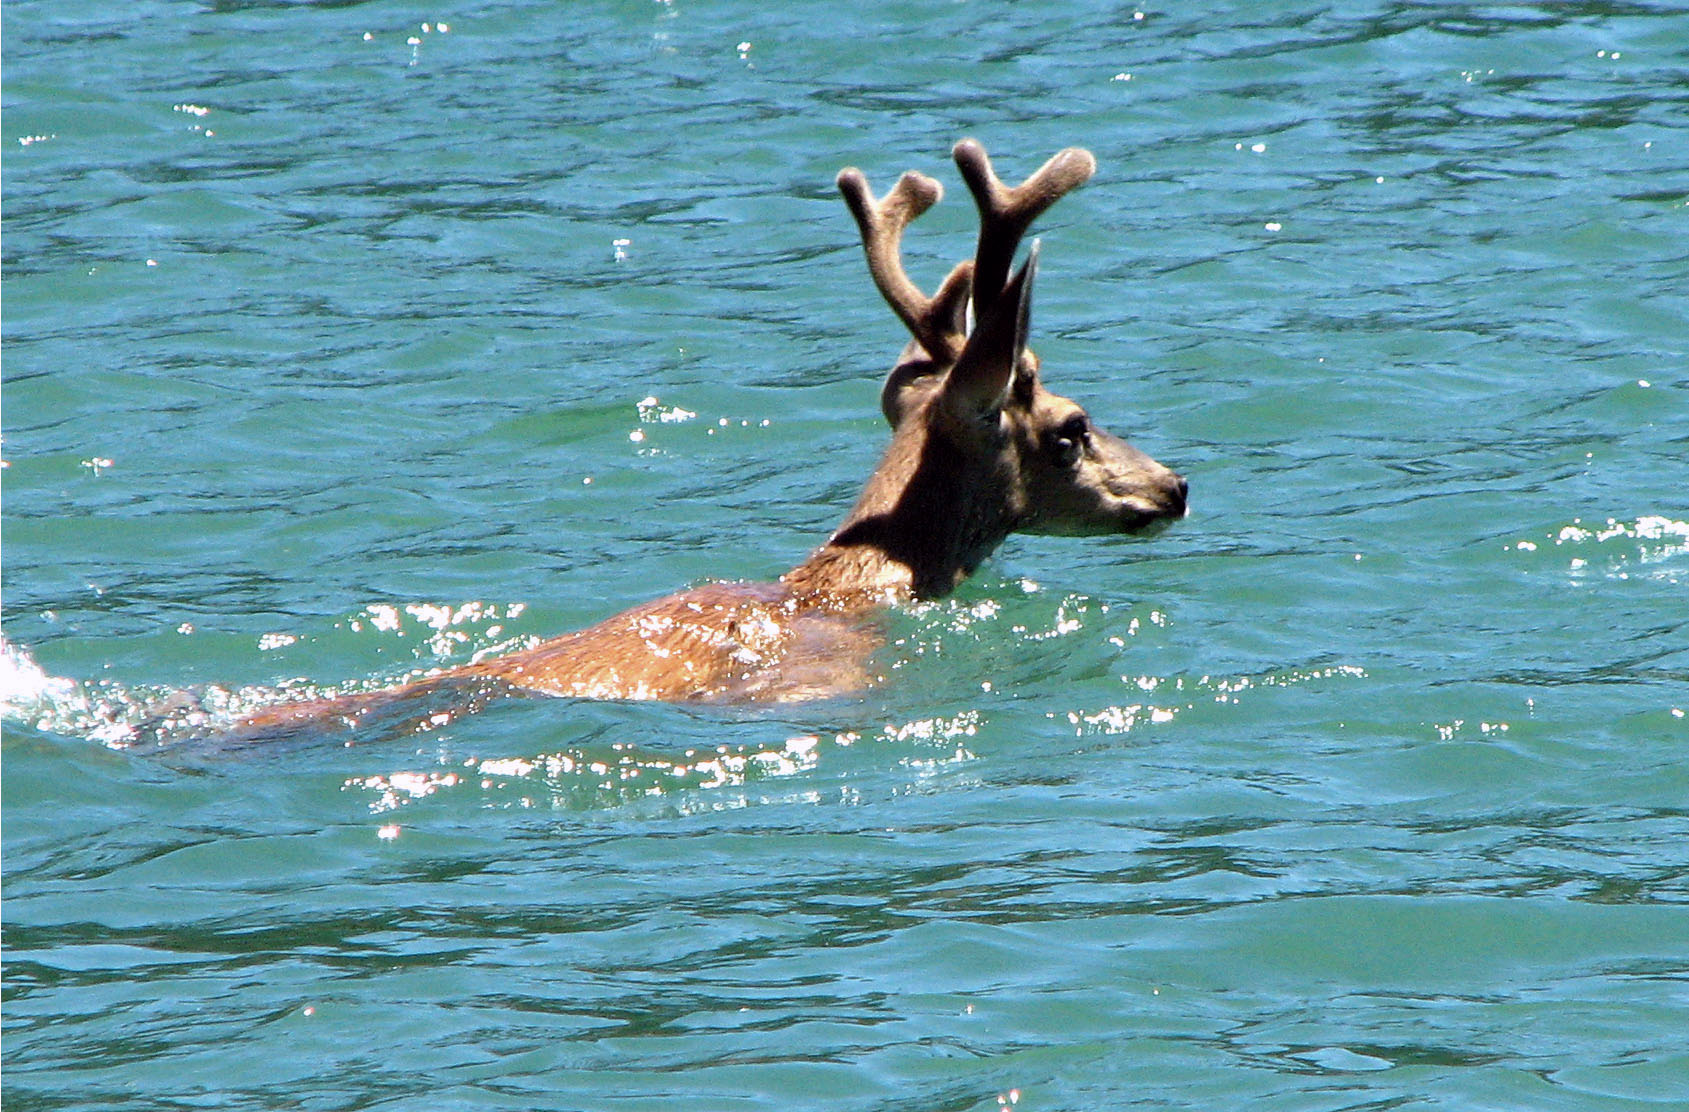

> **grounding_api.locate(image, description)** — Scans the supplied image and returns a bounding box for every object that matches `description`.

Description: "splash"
[0,598,531,748]
[898,586,1157,661]
[0,635,80,720]
[1064,664,1369,738]
[1506,515,1689,583]
[0,635,219,747]
[342,712,983,816]
[345,732,835,815]
[344,600,530,661]
[0,644,345,749]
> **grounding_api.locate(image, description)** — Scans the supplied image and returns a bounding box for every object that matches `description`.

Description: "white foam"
[0,635,80,718]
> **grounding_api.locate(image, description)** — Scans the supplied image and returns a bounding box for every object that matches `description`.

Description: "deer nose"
[1172,474,1190,515]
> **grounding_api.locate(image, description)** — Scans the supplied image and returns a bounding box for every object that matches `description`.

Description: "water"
[4,0,1687,1108]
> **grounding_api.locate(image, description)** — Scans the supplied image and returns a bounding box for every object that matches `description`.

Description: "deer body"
[221,140,1187,740]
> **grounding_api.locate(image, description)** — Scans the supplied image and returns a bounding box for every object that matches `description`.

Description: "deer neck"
[782,417,1017,605]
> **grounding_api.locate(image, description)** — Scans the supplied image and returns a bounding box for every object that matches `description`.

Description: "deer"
[176,139,1188,742]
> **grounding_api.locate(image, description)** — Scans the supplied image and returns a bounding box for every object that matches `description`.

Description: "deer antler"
[836,167,973,365]
[952,138,1096,318]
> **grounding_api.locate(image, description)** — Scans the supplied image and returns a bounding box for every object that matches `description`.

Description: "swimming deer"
[216,139,1188,739]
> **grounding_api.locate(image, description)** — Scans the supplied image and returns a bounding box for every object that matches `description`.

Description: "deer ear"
[879,260,974,428]
[943,240,1038,419]
[932,259,974,341]
[880,351,942,427]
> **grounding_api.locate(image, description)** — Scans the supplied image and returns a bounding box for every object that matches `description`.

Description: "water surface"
[4,1,1687,1109]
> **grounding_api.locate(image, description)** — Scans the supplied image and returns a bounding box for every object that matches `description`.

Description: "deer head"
[793,140,1187,602]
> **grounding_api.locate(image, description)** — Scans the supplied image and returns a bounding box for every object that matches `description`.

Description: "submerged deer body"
[231,140,1187,737]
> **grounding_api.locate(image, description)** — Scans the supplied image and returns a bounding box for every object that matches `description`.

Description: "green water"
[4,1,1687,1108]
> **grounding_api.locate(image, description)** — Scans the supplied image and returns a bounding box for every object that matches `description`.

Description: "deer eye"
[1046,414,1090,467]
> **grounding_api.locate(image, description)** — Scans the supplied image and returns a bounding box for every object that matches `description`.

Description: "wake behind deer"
[67,140,1190,742]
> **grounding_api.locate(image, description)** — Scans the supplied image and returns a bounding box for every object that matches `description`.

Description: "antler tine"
[837,166,971,364]
[953,138,1096,315]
